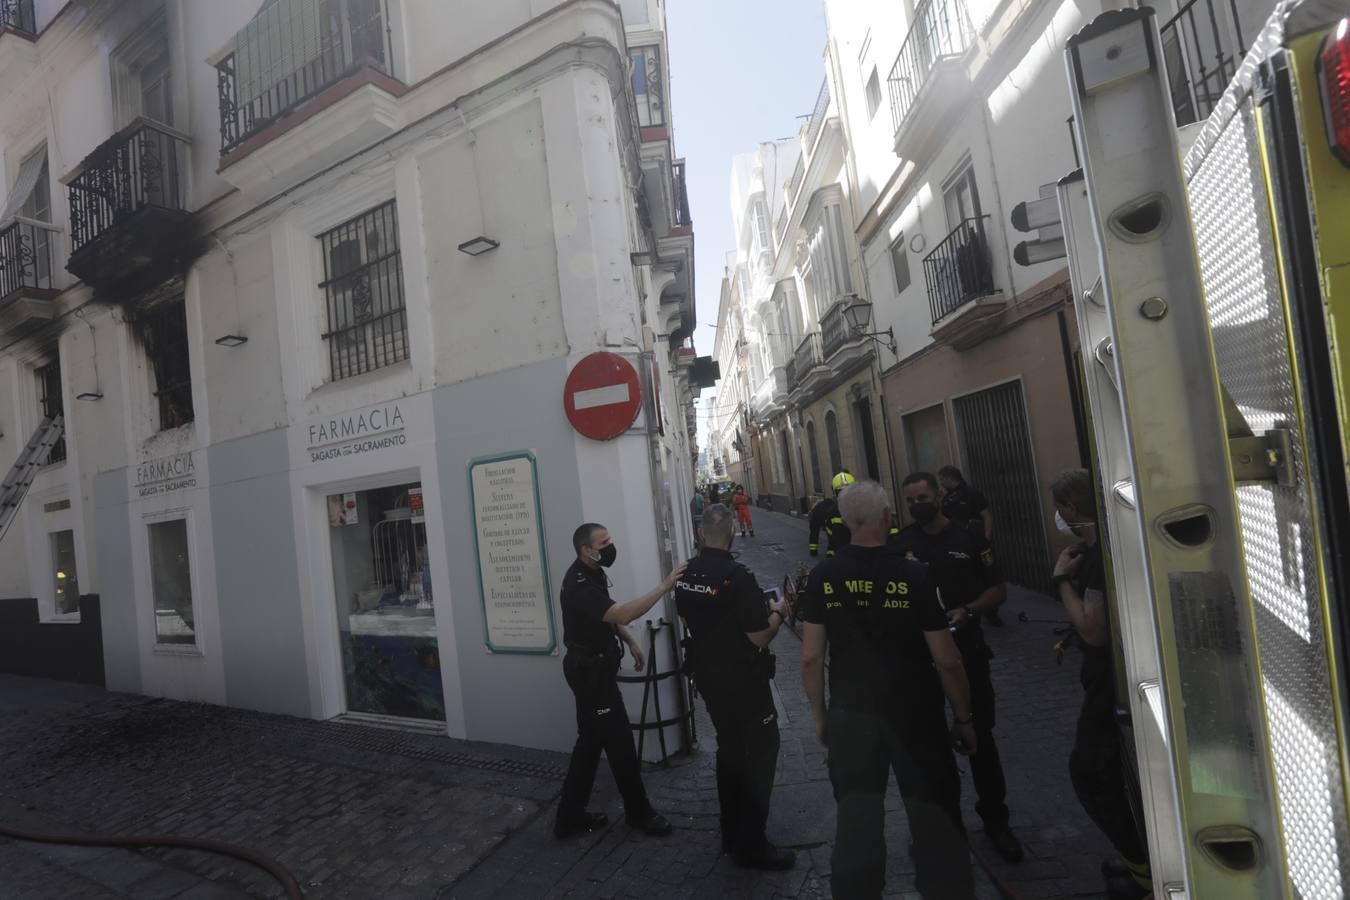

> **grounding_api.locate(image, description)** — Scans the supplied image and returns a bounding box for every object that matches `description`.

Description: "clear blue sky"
[666,0,827,367]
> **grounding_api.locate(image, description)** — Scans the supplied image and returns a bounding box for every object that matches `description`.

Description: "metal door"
[952,380,1050,591]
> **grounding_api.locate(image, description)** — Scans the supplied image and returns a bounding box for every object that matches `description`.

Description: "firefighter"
[674,504,794,870]
[893,471,1024,863]
[554,522,686,840]
[800,479,977,899]
[1050,469,1152,900]
[808,470,855,557]
[731,484,755,537]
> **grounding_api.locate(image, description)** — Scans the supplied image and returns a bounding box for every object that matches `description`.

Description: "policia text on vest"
[674,503,795,871]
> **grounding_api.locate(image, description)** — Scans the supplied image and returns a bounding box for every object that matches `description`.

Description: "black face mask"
[908,501,939,525]
[597,543,618,568]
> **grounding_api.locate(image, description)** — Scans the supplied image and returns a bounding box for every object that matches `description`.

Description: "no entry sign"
[564,352,642,441]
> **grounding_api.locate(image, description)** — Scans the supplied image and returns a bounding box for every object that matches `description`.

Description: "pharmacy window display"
[328,482,445,721]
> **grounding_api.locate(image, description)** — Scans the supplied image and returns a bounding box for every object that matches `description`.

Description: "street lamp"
[841,295,896,355]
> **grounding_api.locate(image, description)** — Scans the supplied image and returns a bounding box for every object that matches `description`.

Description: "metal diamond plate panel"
[1189,98,1350,900]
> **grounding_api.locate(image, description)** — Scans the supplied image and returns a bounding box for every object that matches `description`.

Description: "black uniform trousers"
[557,652,652,824]
[695,665,780,855]
[1069,662,1149,866]
[827,694,974,900]
[959,634,1010,831]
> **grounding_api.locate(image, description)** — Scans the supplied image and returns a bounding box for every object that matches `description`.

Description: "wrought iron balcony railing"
[216,0,390,154]
[923,215,997,324]
[1159,0,1245,126]
[0,217,55,300]
[787,332,823,390]
[820,297,868,359]
[68,121,188,254]
[887,0,974,134]
[672,160,692,227]
[803,78,831,155]
[0,0,35,36]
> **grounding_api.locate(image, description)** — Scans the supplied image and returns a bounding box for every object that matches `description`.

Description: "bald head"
[838,480,892,544]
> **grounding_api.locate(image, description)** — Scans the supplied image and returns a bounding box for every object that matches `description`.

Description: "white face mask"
[1056,510,1091,535]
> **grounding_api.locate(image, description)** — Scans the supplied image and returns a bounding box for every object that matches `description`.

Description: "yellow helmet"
[831,471,856,492]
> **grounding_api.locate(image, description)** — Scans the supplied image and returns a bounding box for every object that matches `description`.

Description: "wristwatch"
[1050,572,1073,590]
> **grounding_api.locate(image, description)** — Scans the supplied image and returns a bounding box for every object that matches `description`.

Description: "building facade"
[0,0,705,755]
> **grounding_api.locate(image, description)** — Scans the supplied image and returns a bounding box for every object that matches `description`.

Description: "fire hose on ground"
[0,821,306,899]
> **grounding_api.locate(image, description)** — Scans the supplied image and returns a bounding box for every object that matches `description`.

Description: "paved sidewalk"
[0,508,1117,899]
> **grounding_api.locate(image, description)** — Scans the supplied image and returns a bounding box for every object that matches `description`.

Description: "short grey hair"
[838,480,889,531]
[700,503,734,542]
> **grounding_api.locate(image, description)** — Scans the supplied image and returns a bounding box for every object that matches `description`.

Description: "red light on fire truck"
[1318,18,1350,165]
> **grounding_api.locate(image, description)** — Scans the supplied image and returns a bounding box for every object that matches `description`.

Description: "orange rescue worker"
[732,485,755,537]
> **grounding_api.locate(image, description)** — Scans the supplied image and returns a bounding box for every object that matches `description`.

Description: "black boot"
[734,843,796,871]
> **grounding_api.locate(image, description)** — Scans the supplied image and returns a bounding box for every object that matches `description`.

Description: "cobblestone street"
[0,509,1115,899]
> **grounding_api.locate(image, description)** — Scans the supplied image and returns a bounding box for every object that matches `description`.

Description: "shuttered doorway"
[952,380,1051,592]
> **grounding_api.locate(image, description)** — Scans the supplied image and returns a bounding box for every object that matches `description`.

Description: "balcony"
[1159,0,1246,127]
[924,216,1005,348]
[216,0,402,198]
[0,0,37,83]
[66,119,195,295]
[0,217,58,334]
[750,366,789,419]
[672,160,692,230]
[887,0,975,162]
[787,333,823,391]
[821,296,867,359]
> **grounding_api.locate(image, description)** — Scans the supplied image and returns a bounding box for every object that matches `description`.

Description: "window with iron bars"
[136,300,195,431]
[318,200,407,381]
[35,359,66,465]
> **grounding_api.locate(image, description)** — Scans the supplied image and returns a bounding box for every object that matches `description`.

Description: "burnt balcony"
[1160,0,1247,127]
[672,160,692,229]
[0,0,37,83]
[66,119,195,295]
[216,0,401,198]
[0,217,58,333]
[0,0,34,35]
[888,0,975,161]
[787,332,823,391]
[925,216,1005,347]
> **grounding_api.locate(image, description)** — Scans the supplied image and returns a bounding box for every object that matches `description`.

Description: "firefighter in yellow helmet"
[808,470,855,557]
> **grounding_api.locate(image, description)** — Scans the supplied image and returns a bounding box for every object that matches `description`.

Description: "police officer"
[800,480,977,899]
[674,504,794,870]
[938,465,993,540]
[555,522,686,840]
[893,471,1024,863]
[1050,470,1152,899]
[808,470,855,557]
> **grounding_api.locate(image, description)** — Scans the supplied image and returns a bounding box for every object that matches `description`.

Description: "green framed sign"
[467,451,556,654]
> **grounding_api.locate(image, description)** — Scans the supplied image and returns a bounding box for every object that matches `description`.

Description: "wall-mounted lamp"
[214,334,249,348]
[457,236,500,257]
[842,295,897,355]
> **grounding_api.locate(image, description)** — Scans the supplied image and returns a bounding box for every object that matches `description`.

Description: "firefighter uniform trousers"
[557,651,650,820]
[694,664,780,853]
[828,682,974,900]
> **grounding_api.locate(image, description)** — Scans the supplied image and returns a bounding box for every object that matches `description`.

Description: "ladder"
[0,415,64,547]
[1060,7,1287,898]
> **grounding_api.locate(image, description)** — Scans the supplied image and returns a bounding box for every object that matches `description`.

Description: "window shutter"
[1,146,49,224]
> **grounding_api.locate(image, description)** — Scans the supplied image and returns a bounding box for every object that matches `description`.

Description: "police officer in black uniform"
[893,471,1024,864]
[674,504,795,870]
[1050,470,1152,899]
[554,522,686,840]
[937,465,993,539]
[808,470,855,557]
[800,479,977,899]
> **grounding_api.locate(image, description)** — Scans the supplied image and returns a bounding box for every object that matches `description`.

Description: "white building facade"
[0,0,705,755]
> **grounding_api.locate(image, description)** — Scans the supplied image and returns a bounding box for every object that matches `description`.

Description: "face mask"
[1056,511,1091,535]
[596,543,618,568]
[908,501,939,525]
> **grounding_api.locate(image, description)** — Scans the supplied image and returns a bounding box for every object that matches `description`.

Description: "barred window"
[318,200,407,381]
[137,300,195,431]
[35,358,67,465]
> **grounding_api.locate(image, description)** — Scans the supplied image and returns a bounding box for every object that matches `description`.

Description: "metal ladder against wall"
[1061,7,1288,898]
[0,416,64,548]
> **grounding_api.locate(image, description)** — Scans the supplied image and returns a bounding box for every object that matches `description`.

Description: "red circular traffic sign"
[564,352,642,441]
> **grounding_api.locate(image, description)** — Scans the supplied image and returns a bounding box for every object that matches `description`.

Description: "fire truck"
[1050,1,1350,896]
